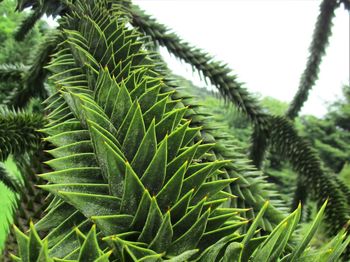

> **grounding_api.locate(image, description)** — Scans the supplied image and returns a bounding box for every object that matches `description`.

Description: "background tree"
[300,86,350,170]
[0,0,48,103]
[0,0,48,255]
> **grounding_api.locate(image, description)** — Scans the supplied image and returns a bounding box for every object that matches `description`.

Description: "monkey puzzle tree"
[0,0,349,261]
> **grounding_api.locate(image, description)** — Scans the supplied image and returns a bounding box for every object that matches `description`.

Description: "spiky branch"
[14,9,43,41]
[0,64,28,82]
[0,162,21,193]
[10,31,60,108]
[251,114,350,233]
[286,0,339,119]
[250,0,343,208]
[0,108,45,161]
[15,0,66,18]
[250,125,269,169]
[268,116,350,233]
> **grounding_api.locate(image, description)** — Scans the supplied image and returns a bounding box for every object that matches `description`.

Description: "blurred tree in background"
[299,85,350,174]
[0,0,47,252]
[0,0,47,63]
[0,0,47,104]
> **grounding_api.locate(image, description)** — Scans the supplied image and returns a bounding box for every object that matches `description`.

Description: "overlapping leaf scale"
[11,222,112,262]
[31,2,246,260]
[152,70,287,231]
[37,93,102,258]
[200,123,286,232]
[34,39,112,258]
[142,47,288,231]
[15,201,350,261]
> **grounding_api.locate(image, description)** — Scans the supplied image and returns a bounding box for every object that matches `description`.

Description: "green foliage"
[0,0,49,108]
[4,1,347,260]
[0,108,44,162]
[0,157,22,254]
[177,75,251,149]
[167,77,287,231]
[0,0,46,64]
[180,77,350,236]
[26,2,242,258]
[0,64,28,82]
[11,223,111,262]
[258,116,350,234]
[300,116,350,173]
[248,0,349,219]
[14,10,44,42]
[14,198,350,261]
[0,162,21,193]
[298,86,350,173]
[0,64,28,104]
[340,163,350,186]
[0,106,44,251]
[10,30,60,108]
[0,0,20,42]
[329,85,350,132]
[0,0,349,260]
[260,97,288,116]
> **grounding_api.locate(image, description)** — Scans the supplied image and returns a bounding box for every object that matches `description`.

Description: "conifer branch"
[130,5,269,128]
[250,0,340,170]
[250,125,270,169]
[335,175,350,205]
[286,0,339,119]
[268,116,350,233]
[15,0,40,11]
[0,108,45,161]
[0,162,21,193]
[0,64,28,82]
[14,9,43,41]
[250,113,350,233]
[291,178,308,213]
[11,31,60,108]
[15,0,66,16]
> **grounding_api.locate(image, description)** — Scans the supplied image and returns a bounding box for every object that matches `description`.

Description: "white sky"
[134,0,349,117]
[44,1,349,117]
